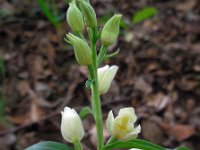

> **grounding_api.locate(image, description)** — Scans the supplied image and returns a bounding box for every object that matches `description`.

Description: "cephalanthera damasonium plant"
[26,0,188,150]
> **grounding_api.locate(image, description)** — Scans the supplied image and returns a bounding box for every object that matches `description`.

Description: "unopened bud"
[67,33,92,65]
[61,107,84,143]
[78,0,97,28]
[98,65,118,94]
[67,1,84,33]
[101,14,122,46]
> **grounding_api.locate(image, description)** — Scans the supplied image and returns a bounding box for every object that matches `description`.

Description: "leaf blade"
[105,139,165,150]
[36,0,60,28]
[133,7,157,24]
[79,107,93,119]
[25,141,73,150]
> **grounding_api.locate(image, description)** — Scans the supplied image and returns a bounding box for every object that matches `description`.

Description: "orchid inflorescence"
[62,0,141,149]
[26,0,188,150]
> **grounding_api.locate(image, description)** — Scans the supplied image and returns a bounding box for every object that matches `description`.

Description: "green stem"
[91,69,104,150]
[89,28,104,150]
[88,65,96,115]
[74,140,83,150]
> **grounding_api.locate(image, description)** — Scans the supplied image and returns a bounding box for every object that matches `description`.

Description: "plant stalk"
[89,29,104,150]
[74,140,83,150]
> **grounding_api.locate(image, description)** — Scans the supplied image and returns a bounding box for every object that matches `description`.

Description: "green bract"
[78,0,97,28]
[67,33,92,66]
[101,14,122,46]
[66,1,84,33]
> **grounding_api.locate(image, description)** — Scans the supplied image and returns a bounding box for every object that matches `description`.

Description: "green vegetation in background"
[0,91,5,122]
[36,0,61,28]
[132,6,158,24]
[0,57,6,123]
[0,58,6,78]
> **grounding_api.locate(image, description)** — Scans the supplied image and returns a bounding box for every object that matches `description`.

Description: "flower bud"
[101,14,122,46]
[106,107,141,141]
[66,33,92,65]
[78,0,97,28]
[67,1,84,33]
[61,107,84,143]
[98,65,118,94]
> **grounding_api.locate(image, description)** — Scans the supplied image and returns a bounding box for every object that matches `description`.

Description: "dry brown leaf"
[142,120,165,144]
[146,62,160,72]
[23,31,34,38]
[193,65,200,72]
[0,123,6,131]
[9,114,30,125]
[28,55,44,80]
[178,78,199,91]
[134,77,152,94]
[30,100,46,122]
[176,0,196,11]
[38,38,56,65]
[146,93,170,111]
[17,80,30,96]
[46,43,56,65]
[89,124,109,147]
[89,125,98,147]
[192,44,200,53]
[47,32,60,43]
[159,123,195,141]
[79,66,88,77]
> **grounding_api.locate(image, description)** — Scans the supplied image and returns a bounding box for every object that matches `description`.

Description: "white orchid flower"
[106,107,141,140]
[98,65,118,94]
[61,107,84,143]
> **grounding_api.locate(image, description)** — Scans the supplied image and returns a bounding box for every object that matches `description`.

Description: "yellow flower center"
[116,116,130,132]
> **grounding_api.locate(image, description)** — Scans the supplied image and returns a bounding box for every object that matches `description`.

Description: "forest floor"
[0,0,200,149]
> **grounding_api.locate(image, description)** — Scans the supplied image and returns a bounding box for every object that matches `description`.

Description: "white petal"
[98,65,118,94]
[106,110,114,135]
[61,107,84,143]
[103,65,118,84]
[98,65,109,79]
[118,107,136,123]
[122,125,141,141]
[132,125,141,134]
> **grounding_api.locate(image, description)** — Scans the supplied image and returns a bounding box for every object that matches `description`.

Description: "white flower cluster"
[61,107,140,143]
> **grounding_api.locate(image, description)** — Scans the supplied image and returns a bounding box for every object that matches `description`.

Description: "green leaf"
[104,139,165,150]
[79,107,93,119]
[0,92,5,121]
[133,7,157,24]
[99,14,112,25]
[25,141,73,150]
[36,0,60,28]
[175,147,190,150]
[0,58,6,77]
[85,79,94,88]
[104,49,120,60]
